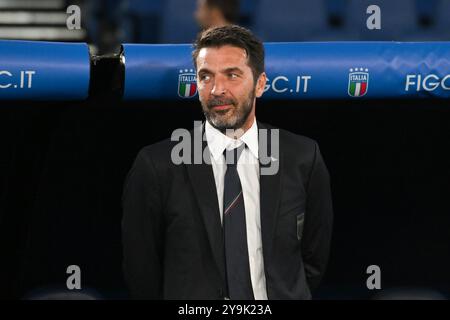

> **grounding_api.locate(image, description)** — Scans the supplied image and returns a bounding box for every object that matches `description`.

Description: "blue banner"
[0,40,90,100]
[123,42,450,100]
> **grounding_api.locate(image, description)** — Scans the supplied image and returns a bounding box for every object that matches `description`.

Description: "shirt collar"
[205,118,259,162]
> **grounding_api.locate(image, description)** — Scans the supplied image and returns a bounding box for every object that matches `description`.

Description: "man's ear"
[255,72,267,98]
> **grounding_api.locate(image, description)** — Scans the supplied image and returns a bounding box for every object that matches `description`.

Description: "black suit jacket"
[122,121,333,299]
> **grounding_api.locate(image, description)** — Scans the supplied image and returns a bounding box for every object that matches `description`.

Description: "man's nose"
[211,78,227,96]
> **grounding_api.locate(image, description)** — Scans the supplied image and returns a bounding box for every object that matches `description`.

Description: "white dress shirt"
[205,118,268,300]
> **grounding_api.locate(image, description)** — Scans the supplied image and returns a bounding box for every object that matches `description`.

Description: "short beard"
[202,90,255,132]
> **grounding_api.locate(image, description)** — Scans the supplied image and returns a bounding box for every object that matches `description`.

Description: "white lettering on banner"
[298,75,311,93]
[264,75,312,94]
[180,75,196,82]
[405,74,450,92]
[350,74,368,82]
[0,70,36,89]
[272,76,288,93]
[0,70,12,89]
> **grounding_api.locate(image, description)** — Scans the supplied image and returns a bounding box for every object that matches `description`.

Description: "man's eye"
[200,75,210,81]
[229,73,238,79]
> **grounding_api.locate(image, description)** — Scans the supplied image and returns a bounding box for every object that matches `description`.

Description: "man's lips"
[211,104,233,111]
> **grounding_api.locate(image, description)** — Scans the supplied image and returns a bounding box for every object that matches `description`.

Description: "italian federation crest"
[348,68,369,97]
[178,69,197,98]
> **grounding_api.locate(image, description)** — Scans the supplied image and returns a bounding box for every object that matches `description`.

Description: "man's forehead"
[197,45,248,64]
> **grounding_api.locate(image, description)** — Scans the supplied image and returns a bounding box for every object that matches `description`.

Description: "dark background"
[1,97,449,299]
[1,0,450,301]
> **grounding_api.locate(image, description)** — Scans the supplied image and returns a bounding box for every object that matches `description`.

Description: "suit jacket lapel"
[185,122,226,286]
[258,121,282,264]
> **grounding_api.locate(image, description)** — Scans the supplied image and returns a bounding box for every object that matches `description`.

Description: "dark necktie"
[223,144,254,300]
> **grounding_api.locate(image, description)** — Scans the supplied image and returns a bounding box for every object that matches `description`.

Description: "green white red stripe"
[179,82,197,97]
[349,81,367,97]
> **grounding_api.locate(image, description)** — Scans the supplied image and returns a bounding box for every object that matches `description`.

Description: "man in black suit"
[122,25,333,300]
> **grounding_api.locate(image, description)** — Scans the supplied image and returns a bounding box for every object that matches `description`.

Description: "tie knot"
[223,143,245,166]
